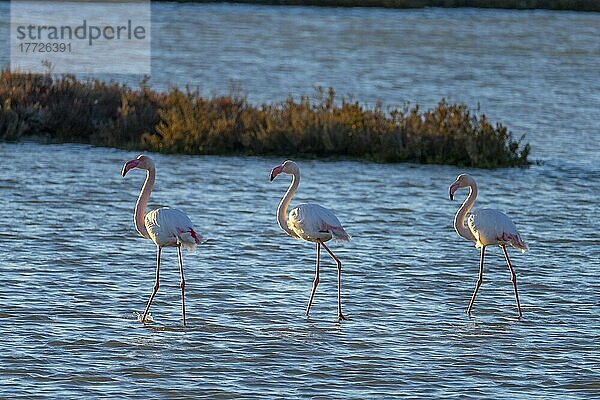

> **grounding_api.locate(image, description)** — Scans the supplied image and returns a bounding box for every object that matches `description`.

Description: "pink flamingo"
[449,173,527,318]
[121,155,202,326]
[270,160,351,321]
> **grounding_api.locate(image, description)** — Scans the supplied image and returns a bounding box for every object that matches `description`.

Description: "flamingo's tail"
[332,226,351,242]
[180,241,197,252]
[178,228,204,252]
[512,234,528,253]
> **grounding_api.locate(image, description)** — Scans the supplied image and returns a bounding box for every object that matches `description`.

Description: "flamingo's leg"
[306,242,321,317]
[177,244,187,326]
[319,239,346,321]
[502,245,523,318]
[142,245,161,323]
[467,246,485,316]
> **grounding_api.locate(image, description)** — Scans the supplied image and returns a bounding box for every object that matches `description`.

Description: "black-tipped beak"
[270,165,283,182]
[122,159,139,177]
[449,181,458,200]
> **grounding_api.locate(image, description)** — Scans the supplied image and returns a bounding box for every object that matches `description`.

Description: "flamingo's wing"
[289,203,350,241]
[145,207,203,251]
[469,209,527,252]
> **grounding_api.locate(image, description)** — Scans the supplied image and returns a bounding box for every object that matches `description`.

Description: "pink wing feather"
[288,203,350,242]
[145,207,202,251]
[468,208,527,252]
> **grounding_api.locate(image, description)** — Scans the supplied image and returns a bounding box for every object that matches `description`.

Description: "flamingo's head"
[449,173,475,200]
[270,160,299,181]
[121,154,155,177]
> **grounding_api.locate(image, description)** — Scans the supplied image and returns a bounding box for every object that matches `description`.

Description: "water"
[1,4,599,165]
[1,143,598,398]
[1,3,600,399]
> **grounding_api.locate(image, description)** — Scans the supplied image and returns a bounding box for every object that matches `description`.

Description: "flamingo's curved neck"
[277,171,299,237]
[454,182,477,243]
[134,168,154,239]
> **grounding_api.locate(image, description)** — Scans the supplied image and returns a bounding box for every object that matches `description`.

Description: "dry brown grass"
[0,70,530,168]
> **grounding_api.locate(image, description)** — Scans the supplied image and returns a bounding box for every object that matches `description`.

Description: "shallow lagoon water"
[0,142,598,398]
[0,3,599,399]
[1,3,599,165]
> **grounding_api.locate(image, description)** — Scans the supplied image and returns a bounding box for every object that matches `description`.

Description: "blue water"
[0,3,599,398]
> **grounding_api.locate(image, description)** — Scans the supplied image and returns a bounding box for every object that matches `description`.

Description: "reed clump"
[0,70,529,168]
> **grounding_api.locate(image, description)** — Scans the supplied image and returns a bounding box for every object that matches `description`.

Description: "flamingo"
[121,155,202,326]
[270,160,351,321]
[449,173,527,318]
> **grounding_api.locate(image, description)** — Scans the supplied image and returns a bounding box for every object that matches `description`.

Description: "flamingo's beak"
[270,165,284,182]
[122,159,140,177]
[448,181,459,200]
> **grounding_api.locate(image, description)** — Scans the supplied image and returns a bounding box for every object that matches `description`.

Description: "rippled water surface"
[1,3,599,165]
[1,3,600,399]
[1,143,599,398]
